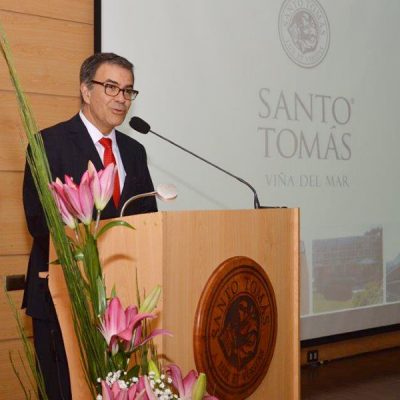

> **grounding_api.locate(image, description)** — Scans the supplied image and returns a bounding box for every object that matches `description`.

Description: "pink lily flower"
[101,381,128,400]
[88,161,116,211]
[100,376,153,400]
[122,305,171,352]
[128,376,155,400]
[99,297,161,355]
[101,380,141,400]
[99,297,129,348]
[142,376,157,400]
[49,180,77,229]
[167,365,218,400]
[64,174,76,189]
[63,170,94,225]
[117,304,155,343]
[51,177,74,212]
[51,173,91,224]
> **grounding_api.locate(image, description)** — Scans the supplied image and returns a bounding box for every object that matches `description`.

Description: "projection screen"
[100,0,400,340]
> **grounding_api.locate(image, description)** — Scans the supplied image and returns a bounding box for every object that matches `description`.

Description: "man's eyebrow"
[104,79,133,88]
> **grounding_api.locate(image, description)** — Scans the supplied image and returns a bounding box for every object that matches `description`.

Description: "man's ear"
[80,83,91,104]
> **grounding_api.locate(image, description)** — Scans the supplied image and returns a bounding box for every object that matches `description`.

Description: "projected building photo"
[312,227,383,313]
[386,254,400,302]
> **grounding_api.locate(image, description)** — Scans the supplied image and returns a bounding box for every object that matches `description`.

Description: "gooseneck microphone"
[120,183,177,217]
[129,116,261,209]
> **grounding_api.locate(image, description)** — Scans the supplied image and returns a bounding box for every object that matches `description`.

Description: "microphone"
[129,116,262,209]
[120,183,177,217]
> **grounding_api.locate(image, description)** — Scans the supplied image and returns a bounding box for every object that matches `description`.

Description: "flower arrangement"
[0,25,217,400]
[49,163,217,400]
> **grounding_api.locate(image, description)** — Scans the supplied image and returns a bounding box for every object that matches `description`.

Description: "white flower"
[118,379,128,389]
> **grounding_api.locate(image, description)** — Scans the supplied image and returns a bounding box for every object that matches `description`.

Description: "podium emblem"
[194,256,277,400]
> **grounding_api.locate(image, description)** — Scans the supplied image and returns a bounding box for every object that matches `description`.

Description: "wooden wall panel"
[0,92,81,171]
[0,0,93,24]
[0,1,93,397]
[0,1,93,396]
[0,10,92,96]
[0,172,31,255]
[0,255,32,340]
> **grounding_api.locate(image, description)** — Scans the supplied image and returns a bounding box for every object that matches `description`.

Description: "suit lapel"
[68,114,104,172]
[67,114,119,217]
[116,131,136,208]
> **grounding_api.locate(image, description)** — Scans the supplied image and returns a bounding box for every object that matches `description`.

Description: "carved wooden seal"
[193,256,277,400]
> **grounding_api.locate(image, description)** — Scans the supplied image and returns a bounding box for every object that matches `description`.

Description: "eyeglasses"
[91,80,139,101]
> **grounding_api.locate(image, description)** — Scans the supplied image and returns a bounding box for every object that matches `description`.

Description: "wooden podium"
[49,208,299,399]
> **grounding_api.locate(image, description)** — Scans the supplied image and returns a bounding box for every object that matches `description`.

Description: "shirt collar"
[79,110,116,144]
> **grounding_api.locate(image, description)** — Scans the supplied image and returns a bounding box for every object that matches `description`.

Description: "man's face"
[81,63,134,134]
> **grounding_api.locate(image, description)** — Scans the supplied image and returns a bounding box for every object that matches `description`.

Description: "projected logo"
[278,0,330,68]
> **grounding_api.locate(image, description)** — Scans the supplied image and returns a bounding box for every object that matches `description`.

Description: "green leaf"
[112,351,128,371]
[66,234,77,245]
[48,258,60,265]
[110,285,117,299]
[96,277,106,316]
[94,220,135,240]
[126,364,140,381]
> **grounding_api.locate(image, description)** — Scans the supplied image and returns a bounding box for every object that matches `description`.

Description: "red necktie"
[99,137,120,208]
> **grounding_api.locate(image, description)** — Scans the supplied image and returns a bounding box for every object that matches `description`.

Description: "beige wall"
[0,1,93,397]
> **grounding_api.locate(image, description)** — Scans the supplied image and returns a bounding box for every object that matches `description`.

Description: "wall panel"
[0,10,92,96]
[0,172,30,255]
[0,0,93,24]
[0,338,34,399]
[0,255,31,340]
[0,2,93,398]
[0,92,81,171]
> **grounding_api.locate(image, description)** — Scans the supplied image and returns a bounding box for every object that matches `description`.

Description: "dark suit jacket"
[23,113,157,319]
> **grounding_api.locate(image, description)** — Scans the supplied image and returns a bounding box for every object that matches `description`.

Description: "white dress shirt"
[79,110,126,192]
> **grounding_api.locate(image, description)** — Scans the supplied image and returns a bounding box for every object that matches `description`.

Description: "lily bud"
[88,161,116,211]
[49,183,77,229]
[63,170,94,225]
[148,359,160,380]
[192,373,207,400]
[139,285,161,313]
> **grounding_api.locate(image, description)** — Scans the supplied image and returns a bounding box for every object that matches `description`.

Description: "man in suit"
[23,53,157,399]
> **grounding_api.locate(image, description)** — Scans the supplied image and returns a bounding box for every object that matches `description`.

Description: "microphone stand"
[148,128,261,209]
[120,184,178,217]
[120,192,157,217]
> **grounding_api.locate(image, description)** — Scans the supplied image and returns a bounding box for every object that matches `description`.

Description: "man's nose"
[115,90,126,102]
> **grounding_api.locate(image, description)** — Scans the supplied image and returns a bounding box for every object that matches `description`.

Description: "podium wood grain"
[49,208,299,399]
